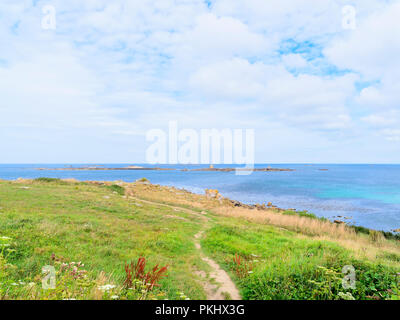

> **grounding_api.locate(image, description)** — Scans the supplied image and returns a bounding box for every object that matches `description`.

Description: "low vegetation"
[0,178,399,300]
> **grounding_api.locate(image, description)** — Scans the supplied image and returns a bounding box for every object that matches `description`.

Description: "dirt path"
[130,196,241,300]
[193,231,241,300]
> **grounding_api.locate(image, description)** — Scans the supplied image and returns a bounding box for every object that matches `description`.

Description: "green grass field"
[0,179,399,300]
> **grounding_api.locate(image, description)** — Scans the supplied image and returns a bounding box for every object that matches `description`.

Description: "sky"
[0,0,400,164]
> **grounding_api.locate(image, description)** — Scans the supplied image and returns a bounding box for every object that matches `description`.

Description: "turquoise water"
[1,164,400,231]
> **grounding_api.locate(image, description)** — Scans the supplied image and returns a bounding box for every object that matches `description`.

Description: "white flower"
[111,295,119,300]
[248,271,254,274]
[98,284,116,291]
[0,236,11,240]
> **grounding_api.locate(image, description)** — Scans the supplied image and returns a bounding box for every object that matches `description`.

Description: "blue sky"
[0,0,400,163]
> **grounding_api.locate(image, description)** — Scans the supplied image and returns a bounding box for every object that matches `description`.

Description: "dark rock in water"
[334,220,345,224]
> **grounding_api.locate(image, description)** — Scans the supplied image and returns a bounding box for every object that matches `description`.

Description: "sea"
[1,163,400,232]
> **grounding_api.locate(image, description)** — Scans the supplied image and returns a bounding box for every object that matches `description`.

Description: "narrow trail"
[130,196,241,300]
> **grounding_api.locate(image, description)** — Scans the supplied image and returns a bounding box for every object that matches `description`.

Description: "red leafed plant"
[232,253,253,279]
[124,256,168,290]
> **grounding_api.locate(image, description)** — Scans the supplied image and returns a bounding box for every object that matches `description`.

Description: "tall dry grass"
[214,206,400,261]
[215,206,356,239]
[128,182,400,259]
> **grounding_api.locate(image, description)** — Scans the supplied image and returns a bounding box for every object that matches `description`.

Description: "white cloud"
[182,13,271,59]
[325,2,400,79]
[0,0,399,162]
[189,58,267,100]
[281,54,308,69]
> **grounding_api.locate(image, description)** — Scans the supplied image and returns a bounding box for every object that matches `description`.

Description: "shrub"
[34,177,66,184]
[369,230,385,244]
[107,184,125,195]
[351,225,400,241]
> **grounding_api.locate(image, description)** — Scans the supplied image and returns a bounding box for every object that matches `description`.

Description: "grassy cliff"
[0,178,399,300]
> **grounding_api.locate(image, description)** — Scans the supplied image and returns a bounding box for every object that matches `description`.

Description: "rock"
[334,220,345,224]
[394,228,400,233]
[231,200,242,207]
[267,202,272,207]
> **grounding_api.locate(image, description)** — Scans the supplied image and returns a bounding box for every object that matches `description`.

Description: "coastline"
[6,176,400,238]
[1,177,400,300]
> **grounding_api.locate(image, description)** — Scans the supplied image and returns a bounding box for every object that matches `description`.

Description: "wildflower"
[0,236,11,240]
[248,271,254,274]
[338,292,355,300]
[111,295,119,300]
[98,284,116,291]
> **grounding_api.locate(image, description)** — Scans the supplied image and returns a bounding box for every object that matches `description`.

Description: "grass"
[0,180,207,300]
[1,178,400,300]
[201,215,400,300]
